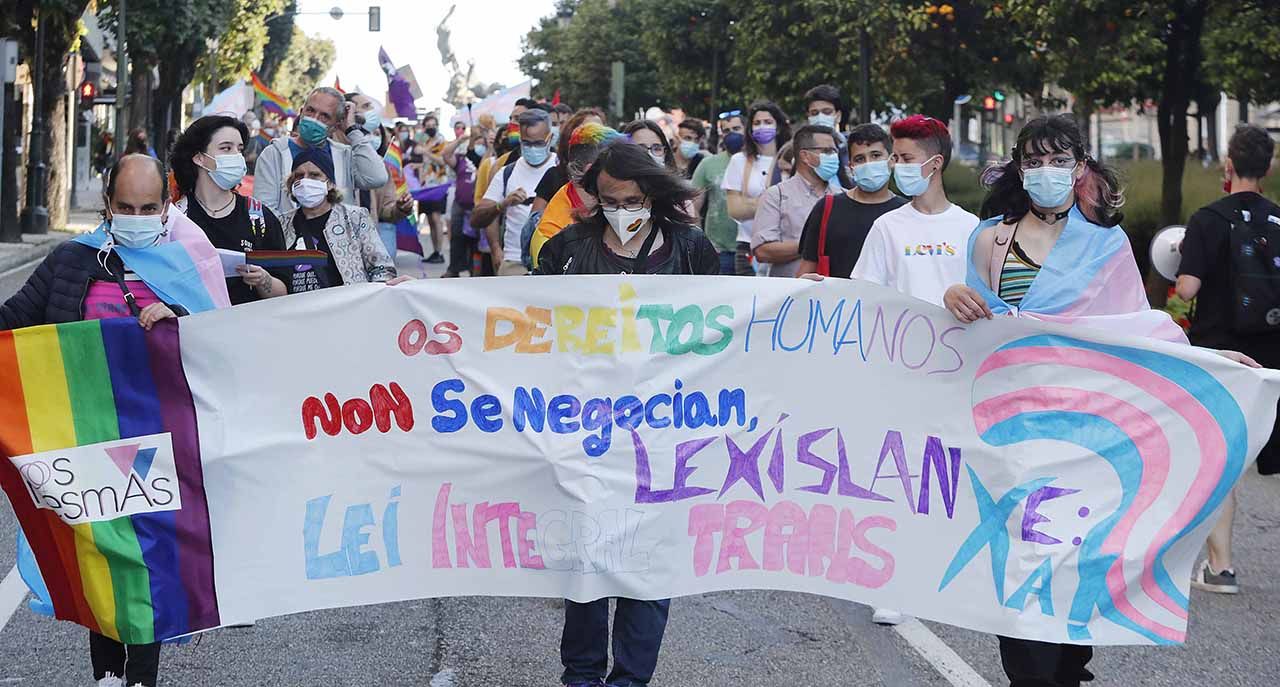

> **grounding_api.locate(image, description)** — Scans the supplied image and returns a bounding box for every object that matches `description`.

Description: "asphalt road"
[1,240,1278,686]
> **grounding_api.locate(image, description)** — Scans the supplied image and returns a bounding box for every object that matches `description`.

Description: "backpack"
[1208,199,1280,334]
[520,210,544,271]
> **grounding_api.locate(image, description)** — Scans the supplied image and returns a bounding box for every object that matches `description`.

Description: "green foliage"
[1202,0,1280,105]
[518,0,659,120]
[271,27,337,108]
[196,0,288,89]
[99,0,232,70]
[258,0,297,83]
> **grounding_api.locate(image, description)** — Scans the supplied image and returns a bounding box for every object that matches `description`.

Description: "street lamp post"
[21,9,48,234]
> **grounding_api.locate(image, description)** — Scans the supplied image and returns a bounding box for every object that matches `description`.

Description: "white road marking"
[893,618,992,687]
[0,257,44,280]
[0,565,28,633]
[428,668,457,686]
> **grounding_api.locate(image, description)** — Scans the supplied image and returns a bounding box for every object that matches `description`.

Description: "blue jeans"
[377,222,398,261]
[561,598,670,686]
[717,250,736,276]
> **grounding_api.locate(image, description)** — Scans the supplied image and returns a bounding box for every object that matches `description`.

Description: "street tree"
[3,0,93,230]
[197,0,289,91]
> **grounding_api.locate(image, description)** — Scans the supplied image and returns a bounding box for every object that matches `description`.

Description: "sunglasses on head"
[718,110,742,120]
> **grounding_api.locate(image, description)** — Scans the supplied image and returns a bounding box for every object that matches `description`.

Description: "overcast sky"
[295,0,557,120]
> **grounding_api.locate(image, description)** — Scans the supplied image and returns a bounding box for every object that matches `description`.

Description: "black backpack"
[1210,199,1280,334]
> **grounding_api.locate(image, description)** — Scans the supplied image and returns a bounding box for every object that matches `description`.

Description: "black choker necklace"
[1030,206,1071,225]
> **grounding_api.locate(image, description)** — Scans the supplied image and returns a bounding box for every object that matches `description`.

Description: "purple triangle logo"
[104,444,140,476]
[133,448,158,480]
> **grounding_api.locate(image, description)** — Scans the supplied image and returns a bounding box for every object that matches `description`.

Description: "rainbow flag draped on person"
[251,72,296,119]
[385,142,423,256]
[0,319,219,643]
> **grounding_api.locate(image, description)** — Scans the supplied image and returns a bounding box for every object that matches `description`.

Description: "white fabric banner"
[172,276,1279,645]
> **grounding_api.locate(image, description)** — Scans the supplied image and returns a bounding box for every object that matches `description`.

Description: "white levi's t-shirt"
[483,153,558,263]
[850,202,979,306]
[721,152,775,244]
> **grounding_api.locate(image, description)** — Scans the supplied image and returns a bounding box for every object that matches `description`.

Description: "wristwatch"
[345,125,361,137]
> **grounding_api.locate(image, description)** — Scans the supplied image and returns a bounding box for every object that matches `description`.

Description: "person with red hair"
[849,115,977,307]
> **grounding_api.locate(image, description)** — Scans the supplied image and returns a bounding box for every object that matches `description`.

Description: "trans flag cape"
[967,207,1187,344]
[71,213,232,314]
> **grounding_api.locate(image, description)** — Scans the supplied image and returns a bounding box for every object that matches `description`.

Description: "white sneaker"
[96,675,124,687]
[872,607,906,625]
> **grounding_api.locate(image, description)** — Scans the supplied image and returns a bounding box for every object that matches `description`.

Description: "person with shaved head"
[0,154,230,686]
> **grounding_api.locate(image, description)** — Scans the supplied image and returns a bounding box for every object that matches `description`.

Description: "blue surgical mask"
[202,153,247,191]
[298,116,329,146]
[893,156,939,197]
[523,142,550,166]
[109,213,167,248]
[361,110,382,133]
[814,153,840,181]
[549,128,561,148]
[679,140,700,159]
[1022,166,1076,209]
[852,160,891,192]
[809,113,837,129]
[473,144,487,157]
[722,132,745,155]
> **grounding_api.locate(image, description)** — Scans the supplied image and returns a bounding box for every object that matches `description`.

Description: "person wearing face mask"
[797,123,907,278]
[0,155,230,687]
[849,115,977,306]
[751,125,843,278]
[170,115,288,305]
[724,101,792,276]
[804,84,854,190]
[528,123,624,266]
[534,107,607,215]
[473,109,559,276]
[278,147,405,289]
[939,113,1262,687]
[412,113,449,264]
[438,129,489,276]
[534,143,715,687]
[673,119,707,180]
[252,87,389,218]
[691,109,746,274]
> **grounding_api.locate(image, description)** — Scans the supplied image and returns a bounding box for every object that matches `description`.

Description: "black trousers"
[90,631,161,686]
[998,636,1093,687]
[446,207,476,275]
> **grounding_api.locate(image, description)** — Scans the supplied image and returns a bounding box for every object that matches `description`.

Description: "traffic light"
[78,80,97,102]
[983,96,996,111]
[993,90,1006,103]
[1003,113,1015,126]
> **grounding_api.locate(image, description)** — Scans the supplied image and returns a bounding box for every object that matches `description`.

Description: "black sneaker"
[423,251,445,264]
[1191,559,1240,594]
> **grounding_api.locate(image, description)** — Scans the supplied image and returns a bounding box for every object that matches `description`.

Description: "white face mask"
[292,178,329,209]
[602,206,651,246]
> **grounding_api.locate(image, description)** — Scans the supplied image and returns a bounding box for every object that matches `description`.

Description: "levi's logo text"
[903,242,957,257]
[10,433,181,525]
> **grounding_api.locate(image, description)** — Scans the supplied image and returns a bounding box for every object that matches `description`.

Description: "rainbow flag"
[251,72,296,119]
[385,143,422,256]
[0,319,218,643]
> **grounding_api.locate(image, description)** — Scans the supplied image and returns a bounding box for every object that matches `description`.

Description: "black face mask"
[425,127,438,138]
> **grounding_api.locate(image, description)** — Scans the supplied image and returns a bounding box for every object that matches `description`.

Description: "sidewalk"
[0,207,103,274]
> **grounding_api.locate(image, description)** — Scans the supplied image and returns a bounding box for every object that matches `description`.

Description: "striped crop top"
[998,240,1041,307]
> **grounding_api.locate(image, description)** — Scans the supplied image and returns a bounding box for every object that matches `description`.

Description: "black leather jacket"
[534,221,720,276]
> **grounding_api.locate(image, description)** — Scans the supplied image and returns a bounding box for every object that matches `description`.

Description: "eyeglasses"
[521,139,548,148]
[718,110,742,120]
[802,147,839,155]
[600,198,648,212]
[638,143,666,156]
[1020,156,1078,170]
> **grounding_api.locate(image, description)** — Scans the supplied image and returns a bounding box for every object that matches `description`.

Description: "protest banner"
[2,276,1276,647]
